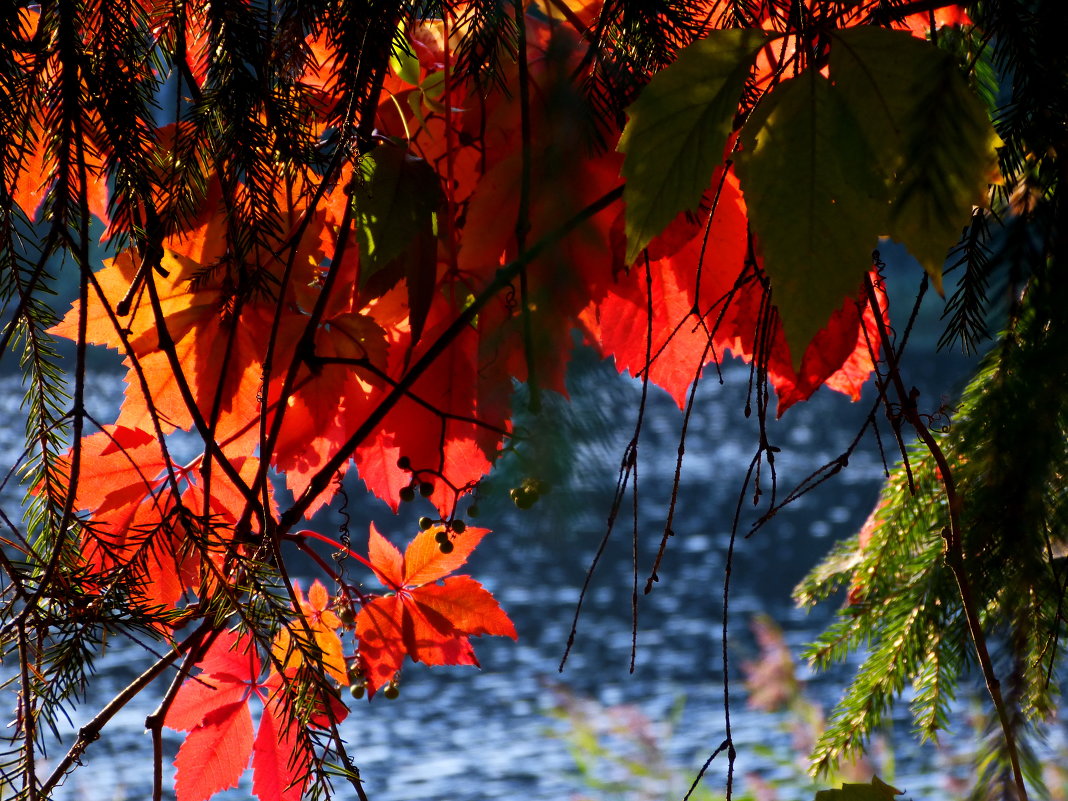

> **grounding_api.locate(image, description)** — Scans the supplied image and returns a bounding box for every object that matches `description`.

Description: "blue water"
[2,269,1016,801]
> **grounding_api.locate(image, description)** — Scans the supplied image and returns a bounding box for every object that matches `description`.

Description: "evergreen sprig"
[939,208,994,354]
[798,265,1068,790]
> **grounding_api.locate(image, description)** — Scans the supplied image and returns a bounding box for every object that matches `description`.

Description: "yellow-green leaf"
[618,28,770,266]
[354,143,442,287]
[354,144,443,345]
[735,70,888,368]
[814,775,903,801]
[831,26,1000,293]
[390,36,421,86]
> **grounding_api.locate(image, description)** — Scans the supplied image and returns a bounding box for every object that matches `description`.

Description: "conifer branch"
[863,272,1029,801]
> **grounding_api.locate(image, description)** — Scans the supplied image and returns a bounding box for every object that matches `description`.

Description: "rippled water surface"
[1,308,1003,800]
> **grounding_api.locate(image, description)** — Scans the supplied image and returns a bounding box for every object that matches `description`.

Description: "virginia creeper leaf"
[174,700,255,801]
[355,524,516,695]
[252,704,303,801]
[579,170,749,408]
[618,28,770,265]
[166,631,261,727]
[167,631,342,801]
[736,69,888,369]
[367,522,405,589]
[271,580,348,685]
[814,776,903,801]
[354,143,443,344]
[831,26,999,293]
[169,633,259,801]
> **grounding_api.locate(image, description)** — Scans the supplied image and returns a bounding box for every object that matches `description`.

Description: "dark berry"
[451,520,466,534]
[419,481,434,497]
[439,540,455,554]
[467,504,480,518]
[418,516,434,530]
[397,456,411,470]
[383,683,400,699]
[434,530,450,544]
[513,488,536,509]
[399,486,416,503]
[350,684,365,699]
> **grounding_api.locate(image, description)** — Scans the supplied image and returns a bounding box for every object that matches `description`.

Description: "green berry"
[350,684,365,699]
[439,540,454,554]
[513,488,536,510]
[397,456,411,470]
[418,516,434,530]
[337,606,356,627]
[434,530,449,544]
[467,504,479,518]
[383,683,400,700]
[451,520,466,534]
[523,477,549,495]
[399,486,416,503]
[419,481,434,497]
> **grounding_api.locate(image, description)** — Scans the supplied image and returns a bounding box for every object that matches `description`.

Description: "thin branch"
[862,272,1029,801]
[279,185,624,532]
[38,621,214,798]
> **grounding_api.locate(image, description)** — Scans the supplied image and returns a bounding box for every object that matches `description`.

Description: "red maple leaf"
[580,169,888,415]
[166,629,347,801]
[56,425,270,612]
[354,523,517,696]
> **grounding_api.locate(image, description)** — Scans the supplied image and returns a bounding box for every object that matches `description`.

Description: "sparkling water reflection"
[2,331,987,801]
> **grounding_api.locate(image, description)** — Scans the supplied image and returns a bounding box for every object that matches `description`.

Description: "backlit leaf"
[736,69,888,368]
[174,701,254,801]
[354,524,516,695]
[618,28,770,265]
[831,26,1000,292]
[403,524,490,587]
[251,702,303,801]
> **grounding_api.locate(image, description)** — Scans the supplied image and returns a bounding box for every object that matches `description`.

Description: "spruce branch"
[863,272,1029,801]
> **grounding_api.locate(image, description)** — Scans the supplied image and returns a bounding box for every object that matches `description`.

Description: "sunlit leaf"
[618,28,770,265]
[831,26,1000,292]
[736,69,888,368]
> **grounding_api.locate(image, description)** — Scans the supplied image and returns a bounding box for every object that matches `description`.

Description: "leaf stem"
[38,621,214,798]
[291,529,377,575]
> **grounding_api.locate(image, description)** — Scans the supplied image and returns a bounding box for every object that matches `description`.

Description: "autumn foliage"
[1,1,991,799]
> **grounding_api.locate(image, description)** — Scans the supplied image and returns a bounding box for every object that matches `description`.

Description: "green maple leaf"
[618,28,770,266]
[815,775,903,801]
[831,26,1000,294]
[735,69,888,368]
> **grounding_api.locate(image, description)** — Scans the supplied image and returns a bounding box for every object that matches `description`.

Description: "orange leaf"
[272,580,348,685]
[354,524,516,695]
[168,631,262,801]
[402,524,489,587]
[367,523,405,589]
